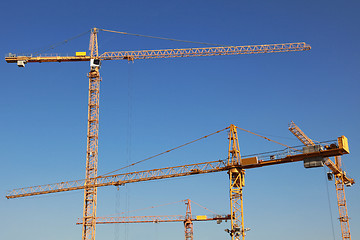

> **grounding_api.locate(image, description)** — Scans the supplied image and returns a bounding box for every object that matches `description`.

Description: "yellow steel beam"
[78,214,230,224]
[5,42,310,64]
[6,142,349,199]
[5,55,91,63]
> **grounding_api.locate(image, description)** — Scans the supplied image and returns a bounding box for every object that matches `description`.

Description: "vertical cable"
[114,188,121,240]
[323,166,336,240]
[124,61,134,240]
[154,222,159,240]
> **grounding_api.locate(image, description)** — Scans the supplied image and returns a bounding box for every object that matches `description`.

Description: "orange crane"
[6,124,350,240]
[5,28,311,240]
[289,121,354,240]
[76,199,231,240]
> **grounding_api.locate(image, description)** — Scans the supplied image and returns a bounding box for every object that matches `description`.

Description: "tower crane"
[6,124,350,240]
[289,121,354,240]
[76,199,231,240]
[5,27,311,240]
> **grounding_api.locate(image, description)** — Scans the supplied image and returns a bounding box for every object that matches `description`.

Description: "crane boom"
[91,215,187,223]
[289,121,315,146]
[5,42,310,64]
[5,54,91,63]
[100,42,310,60]
[6,160,227,199]
[76,214,230,224]
[6,136,349,199]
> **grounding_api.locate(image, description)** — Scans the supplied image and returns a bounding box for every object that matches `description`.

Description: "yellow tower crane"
[77,199,231,240]
[289,121,354,240]
[5,124,350,240]
[5,28,312,240]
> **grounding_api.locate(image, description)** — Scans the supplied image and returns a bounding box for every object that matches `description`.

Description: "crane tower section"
[83,28,101,240]
[288,121,354,240]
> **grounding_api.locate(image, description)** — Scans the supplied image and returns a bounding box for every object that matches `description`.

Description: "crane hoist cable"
[123,63,134,236]
[323,166,336,240]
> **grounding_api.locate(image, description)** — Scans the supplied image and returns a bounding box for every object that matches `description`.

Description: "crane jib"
[5,42,311,65]
[6,138,349,200]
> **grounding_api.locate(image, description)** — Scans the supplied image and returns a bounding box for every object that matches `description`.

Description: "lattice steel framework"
[6,141,350,199]
[99,42,311,61]
[228,125,245,240]
[76,214,231,224]
[83,28,101,240]
[184,199,194,240]
[5,42,311,64]
[334,156,351,240]
[229,168,245,240]
[288,121,315,146]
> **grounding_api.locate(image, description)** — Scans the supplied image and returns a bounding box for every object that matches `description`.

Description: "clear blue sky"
[1,1,359,240]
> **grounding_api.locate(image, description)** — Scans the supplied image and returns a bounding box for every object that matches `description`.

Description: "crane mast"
[334,156,352,240]
[83,28,101,240]
[288,121,354,240]
[184,199,194,240]
[228,125,245,240]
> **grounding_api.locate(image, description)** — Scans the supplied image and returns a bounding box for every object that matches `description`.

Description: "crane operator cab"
[90,59,101,71]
